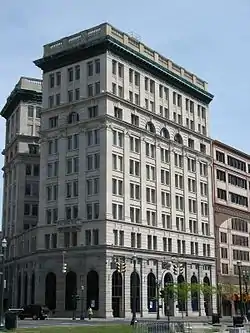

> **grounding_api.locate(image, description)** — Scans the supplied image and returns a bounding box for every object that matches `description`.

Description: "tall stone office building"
[33,23,215,318]
[1,77,42,307]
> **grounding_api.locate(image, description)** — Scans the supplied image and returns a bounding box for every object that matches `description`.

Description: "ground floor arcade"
[5,249,217,318]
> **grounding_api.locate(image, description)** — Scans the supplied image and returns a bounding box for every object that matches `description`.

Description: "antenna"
[128,31,141,41]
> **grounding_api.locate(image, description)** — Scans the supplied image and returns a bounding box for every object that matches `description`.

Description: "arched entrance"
[191,275,199,311]
[17,273,21,308]
[24,273,28,306]
[87,270,99,310]
[45,272,57,310]
[164,273,174,316]
[177,274,186,312]
[112,271,123,317]
[147,273,156,312]
[203,275,211,315]
[65,271,77,311]
[130,271,140,313]
[30,272,35,304]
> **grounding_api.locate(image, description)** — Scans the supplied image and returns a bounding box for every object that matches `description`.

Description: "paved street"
[17,316,236,329]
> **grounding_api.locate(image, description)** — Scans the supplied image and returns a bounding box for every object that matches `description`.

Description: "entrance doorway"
[112,271,123,317]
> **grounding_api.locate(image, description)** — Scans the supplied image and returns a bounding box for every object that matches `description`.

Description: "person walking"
[88,307,93,320]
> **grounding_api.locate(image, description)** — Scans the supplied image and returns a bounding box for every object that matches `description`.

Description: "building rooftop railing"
[43,23,208,91]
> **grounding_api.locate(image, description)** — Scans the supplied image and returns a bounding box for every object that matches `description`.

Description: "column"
[78,129,86,219]
[156,143,162,227]
[207,162,214,238]
[103,124,113,219]
[124,260,132,317]
[196,158,202,234]
[140,137,146,224]
[183,153,189,233]
[140,259,147,317]
[38,140,48,225]
[104,261,112,318]
[58,134,67,220]
[198,264,205,316]
[210,264,217,313]
[124,132,130,222]
[170,146,176,230]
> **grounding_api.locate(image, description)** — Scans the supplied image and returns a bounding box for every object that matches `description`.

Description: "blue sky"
[0,0,249,220]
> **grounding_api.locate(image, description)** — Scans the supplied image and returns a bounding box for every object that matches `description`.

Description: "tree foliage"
[159,282,218,302]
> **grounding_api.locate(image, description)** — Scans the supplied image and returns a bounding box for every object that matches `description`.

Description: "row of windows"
[222,264,250,275]
[49,59,100,89]
[113,124,207,154]
[217,188,248,207]
[113,101,207,135]
[45,202,209,231]
[216,150,250,173]
[45,228,99,249]
[216,169,248,190]
[129,232,211,256]
[48,130,100,154]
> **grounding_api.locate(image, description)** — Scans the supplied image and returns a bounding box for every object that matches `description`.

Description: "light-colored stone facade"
[1,77,42,306]
[213,140,250,315]
[2,23,216,318]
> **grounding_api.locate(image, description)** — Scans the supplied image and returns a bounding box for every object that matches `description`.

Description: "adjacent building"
[32,23,215,318]
[1,77,42,307]
[213,140,250,316]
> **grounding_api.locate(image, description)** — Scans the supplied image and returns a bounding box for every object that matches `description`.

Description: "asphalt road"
[17,316,236,329]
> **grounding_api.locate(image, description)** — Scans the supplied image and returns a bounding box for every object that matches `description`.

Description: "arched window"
[24,273,28,306]
[203,275,211,309]
[112,271,122,317]
[65,271,77,311]
[163,273,174,316]
[145,122,156,134]
[130,271,140,312]
[147,273,156,311]
[177,274,186,312]
[45,272,57,310]
[30,272,35,304]
[160,128,169,139]
[191,274,199,312]
[87,270,99,310]
[17,273,21,308]
[174,133,183,145]
[68,112,79,124]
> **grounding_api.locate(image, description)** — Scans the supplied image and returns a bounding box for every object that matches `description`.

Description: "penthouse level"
[34,23,213,105]
[1,77,42,119]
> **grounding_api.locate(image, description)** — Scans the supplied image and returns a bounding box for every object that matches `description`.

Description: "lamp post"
[0,238,7,330]
[243,269,250,316]
[130,254,137,326]
[237,261,244,318]
[80,282,84,320]
[156,260,160,320]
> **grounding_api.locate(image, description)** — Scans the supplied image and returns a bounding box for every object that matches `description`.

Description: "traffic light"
[116,262,121,272]
[179,264,184,275]
[173,264,178,276]
[62,262,67,273]
[159,289,165,299]
[121,262,126,273]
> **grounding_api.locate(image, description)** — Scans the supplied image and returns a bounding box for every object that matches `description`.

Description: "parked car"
[19,304,49,320]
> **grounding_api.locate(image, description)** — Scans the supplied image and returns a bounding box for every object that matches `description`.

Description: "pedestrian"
[204,301,209,318]
[88,307,93,320]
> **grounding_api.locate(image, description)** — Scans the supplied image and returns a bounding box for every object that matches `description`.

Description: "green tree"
[159,282,218,316]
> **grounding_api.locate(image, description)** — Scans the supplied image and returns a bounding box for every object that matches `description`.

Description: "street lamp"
[130,254,137,326]
[237,261,244,318]
[80,283,85,320]
[242,269,250,316]
[0,238,7,330]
